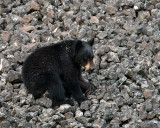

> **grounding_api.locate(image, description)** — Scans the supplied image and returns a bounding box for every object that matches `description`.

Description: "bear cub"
[22,39,95,106]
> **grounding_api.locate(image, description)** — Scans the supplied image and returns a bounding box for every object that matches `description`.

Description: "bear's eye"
[83,57,88,62]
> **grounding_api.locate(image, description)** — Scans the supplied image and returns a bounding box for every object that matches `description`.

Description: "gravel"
[0,0,160,127]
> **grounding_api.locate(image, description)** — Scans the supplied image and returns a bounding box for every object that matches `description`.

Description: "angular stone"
[142,26,153,36]
[153,42,160,53]
[140,80,149,88]
[147,111,156,119]
[22,43,37,52]
[52,115,61,121]
[75,110,83,117]
[139,110,147,120]
[26,1,40,12]
[120,106,132,121]
[143,89,153,99]
[0,56,10,72]
[12,6,26,15]
[90,16,99,24]
[66,11,74,15]
[47,5,55,18]
[0,121,11,128]
[19,25,35,32]
[76,117,87,125]
[1,90,12,102]
[14,51,28,63]
[96,45,109,56]
[57,104,72,113]
[134,2,144,10]
[84,111,91,117]
[42,108,54,117]
[153,32,160,42]
[97,32,107,40]
[64,112,74,120]
[36,97,52,108]
[107,52,120,62]
[1,31,10,42]
[80,101,90,111]
[140,122,150,128]
[123,9,136,17]
[6,70,21,83]
[105,4,117,15]
[21,15,33,24]
[154,52,160,61]
[138,11,150,20]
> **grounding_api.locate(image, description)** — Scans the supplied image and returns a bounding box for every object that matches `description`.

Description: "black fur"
[22,39,95,107]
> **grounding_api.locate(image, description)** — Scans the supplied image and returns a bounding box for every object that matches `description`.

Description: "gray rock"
[1,90,12,102]
[14,51,28,63]
[147,111,156,119]
[153,31,160,42]
[84,111,91,117]
[0,55,10,72]
[93,55,100,69]
[0,121,11,128]
[107,52,120,63]
[80,100,90,111]
[134,2,144,10]
[97,31,108,40]
[57,104,72,113]
[6,70,21,83]
[76,117,87,125]
[64,112,74,120]
[105,4,117,15]
[123,9,136,18]
[142,26,153,36]
[36,97,52,108]
[41,122,56,128]
[75,109,83,117]
[93,119,107,128]
[96,45,109,56]
[90,104,99,113]
[120,105,132,122]
[42,108,54,117]
[138,11,150,20]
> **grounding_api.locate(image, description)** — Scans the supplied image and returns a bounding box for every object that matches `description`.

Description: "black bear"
[22,39,95,106]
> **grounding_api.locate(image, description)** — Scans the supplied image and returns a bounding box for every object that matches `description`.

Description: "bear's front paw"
[85,85,97,96]
[77,96,86,106]
[52,99,74,107]
[65,99,74,106]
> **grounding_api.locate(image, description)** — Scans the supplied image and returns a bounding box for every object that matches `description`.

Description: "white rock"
[52,115,61,121]
[141,80,149,88]
[58,104,71,113]
[42,108,54,117]
[134,6,138,10]
[0,59,3,71]
[75,110,83,117]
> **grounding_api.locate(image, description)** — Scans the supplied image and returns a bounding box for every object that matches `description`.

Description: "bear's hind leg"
[30,78,48,99]
[32,89,45,99]
[47,74,74,107]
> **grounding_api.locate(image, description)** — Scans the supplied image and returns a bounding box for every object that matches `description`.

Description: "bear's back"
[22,43,62,76]
[22,40,76,77]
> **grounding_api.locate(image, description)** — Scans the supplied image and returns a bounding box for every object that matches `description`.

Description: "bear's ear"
[72,40,82,57]
[88,38,94,46]
[75,40,82,50]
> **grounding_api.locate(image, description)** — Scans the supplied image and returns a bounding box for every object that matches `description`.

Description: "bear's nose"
[85,60,94,71]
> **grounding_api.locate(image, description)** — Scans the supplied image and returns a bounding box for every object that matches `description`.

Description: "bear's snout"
[85,60,94,70]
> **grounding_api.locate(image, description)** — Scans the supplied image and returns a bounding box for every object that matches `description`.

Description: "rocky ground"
[0,0,160,127]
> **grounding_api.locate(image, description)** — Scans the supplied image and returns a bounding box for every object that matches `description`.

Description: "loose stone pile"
[0,0,160,127]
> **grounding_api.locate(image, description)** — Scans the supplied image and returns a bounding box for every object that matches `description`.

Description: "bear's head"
[74,39,94,70]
